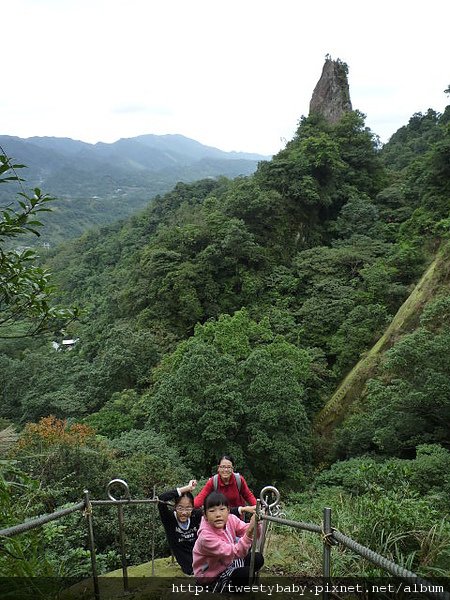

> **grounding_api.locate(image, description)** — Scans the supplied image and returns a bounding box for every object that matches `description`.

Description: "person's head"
[203,491,230,529]
[217,454,234,483]
[174,492,194,524]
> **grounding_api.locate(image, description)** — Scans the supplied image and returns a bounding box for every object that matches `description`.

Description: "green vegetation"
[0,134,265,247]
[145,308,324,487]
[285,444,450,578]
[0,156,79,338]
[1,91,449,584]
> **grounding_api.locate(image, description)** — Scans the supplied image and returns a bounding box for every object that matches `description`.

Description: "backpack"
[213,472,241,492]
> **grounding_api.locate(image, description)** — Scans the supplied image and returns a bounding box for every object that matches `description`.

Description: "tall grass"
[262,486,450,579]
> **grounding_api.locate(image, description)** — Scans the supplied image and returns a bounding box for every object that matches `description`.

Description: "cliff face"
[309,58,352,124]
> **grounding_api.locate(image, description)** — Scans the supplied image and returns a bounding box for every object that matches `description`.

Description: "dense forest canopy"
[1,83,449,580]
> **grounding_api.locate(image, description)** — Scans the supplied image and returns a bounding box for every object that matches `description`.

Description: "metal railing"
[0,481,449,600]
[253,486,450,600]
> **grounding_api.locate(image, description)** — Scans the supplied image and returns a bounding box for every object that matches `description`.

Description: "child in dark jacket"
[158,480,201,575]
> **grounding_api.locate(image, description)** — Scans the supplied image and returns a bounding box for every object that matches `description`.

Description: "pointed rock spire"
[309,56,352,124]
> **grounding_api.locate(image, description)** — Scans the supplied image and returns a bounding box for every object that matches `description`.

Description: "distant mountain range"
[0,134,270,246]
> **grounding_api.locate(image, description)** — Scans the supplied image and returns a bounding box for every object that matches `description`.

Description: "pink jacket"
[193,514,253,581]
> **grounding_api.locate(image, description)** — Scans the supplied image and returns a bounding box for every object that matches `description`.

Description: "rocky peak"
[309,56,352,124]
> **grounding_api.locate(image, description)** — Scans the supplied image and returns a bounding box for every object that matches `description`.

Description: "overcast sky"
[2,0,449,156]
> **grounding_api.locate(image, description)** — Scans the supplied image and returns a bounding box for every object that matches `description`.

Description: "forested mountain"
[1,59,449,581]
[0,133,268,245]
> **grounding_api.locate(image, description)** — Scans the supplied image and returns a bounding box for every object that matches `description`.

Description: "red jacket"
[193,473,256,509]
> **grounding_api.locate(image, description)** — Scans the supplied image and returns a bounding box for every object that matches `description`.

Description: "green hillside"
[1,63,449,584]
[314,243,450,439]
[0,133,267,247]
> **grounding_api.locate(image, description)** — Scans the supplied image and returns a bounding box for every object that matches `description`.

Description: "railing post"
[258,486,281,558]
[151,484,156,577]
[117,504,129,592]
[106,479,131,593]
[257,518,269,554]
[248,499,260,583]
[323,507,332,600]
[84,489,100,600]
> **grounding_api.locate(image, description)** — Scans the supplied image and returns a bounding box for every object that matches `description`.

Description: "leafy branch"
[0,154,80,338]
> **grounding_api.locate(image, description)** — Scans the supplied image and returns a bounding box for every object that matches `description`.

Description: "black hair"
[218,454,234,465]
[203,491,229,513]
[175,491,194,507]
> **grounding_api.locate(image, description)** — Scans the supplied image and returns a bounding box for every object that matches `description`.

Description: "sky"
[2,0,449,156]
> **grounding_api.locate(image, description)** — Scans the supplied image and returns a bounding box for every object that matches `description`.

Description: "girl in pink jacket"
[193,491,264,592]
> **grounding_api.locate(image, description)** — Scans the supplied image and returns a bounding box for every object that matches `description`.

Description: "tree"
[0,155,79,338]
[145,309,326,488]
[11,416,116,507]
[83,389,142,438]
[255,109,385,246]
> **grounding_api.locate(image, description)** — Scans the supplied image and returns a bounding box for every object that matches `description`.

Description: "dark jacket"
[158,488,202,575]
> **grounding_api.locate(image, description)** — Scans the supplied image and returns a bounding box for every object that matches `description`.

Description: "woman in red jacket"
[193,455,256,516]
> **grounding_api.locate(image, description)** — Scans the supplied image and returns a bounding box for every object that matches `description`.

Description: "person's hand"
[245,513,257,539]
[188,479,197,490]
[240,505,256,515]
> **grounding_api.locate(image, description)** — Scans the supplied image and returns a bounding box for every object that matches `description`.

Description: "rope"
[321,525,338,547]
[0,501,85,538]
[83,499,93,518]
[332,529,421,578]
[332,530,450,600]
[261,513,322,534]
